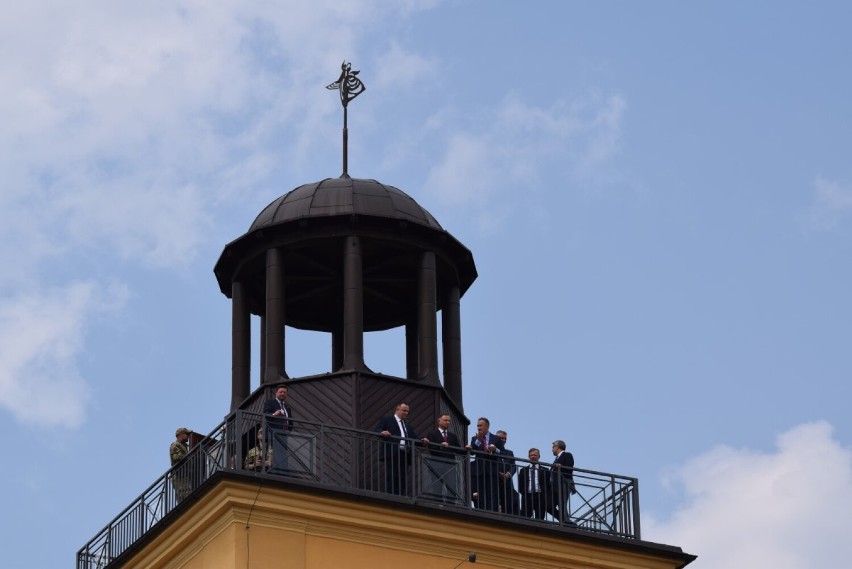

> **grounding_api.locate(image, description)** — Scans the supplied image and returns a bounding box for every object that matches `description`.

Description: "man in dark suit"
[420,413,463,503]
[375,402,417,496]
[518,447,551,520]
[549,439,576,523]
[262,384,293,472]
[466,417,505,512]
[496,430,520,515]
[262,384,293,430]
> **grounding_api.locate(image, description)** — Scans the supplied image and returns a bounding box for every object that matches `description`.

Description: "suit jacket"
[499,447,517,476]
[518,463,551,497]
[469,432,505,478]
[551,451,575,491]
[375,414,417,459]
[262,397,293,430]
[424,428,463,458]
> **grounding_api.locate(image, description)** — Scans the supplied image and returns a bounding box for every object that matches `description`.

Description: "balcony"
[77,411,641,569]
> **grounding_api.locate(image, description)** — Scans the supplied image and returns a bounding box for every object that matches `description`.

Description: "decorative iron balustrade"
[77,412,640,569]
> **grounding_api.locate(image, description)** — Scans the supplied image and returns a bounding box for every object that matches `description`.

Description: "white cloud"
[0,0,436,428]
[373,42,439,91]
[422,92,626,226]
[807,177,852,231]
[646,421,852,569]
[1,2,247,274]
[57,180,210,268]
[0,282,129,428]
[422,132,499,206]
[0,0,422,275]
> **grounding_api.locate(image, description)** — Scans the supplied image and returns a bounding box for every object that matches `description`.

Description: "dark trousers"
[473,475,500,511]
[550,479,575,522]
[499,477,520,515]
[521,491,548,519]
[384,447,410,496]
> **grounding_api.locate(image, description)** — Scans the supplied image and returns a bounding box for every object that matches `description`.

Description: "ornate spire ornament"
[326,61,366,108]
[326,61,366,178]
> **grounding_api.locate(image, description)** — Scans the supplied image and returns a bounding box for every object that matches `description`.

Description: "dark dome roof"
[250,177,442,232]
[214,175,477,329]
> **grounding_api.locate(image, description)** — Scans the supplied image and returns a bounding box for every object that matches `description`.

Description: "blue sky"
[2,2,852,568]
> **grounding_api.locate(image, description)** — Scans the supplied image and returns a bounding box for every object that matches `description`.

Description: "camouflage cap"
[175,427,191,436]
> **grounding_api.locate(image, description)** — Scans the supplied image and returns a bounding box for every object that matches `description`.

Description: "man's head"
[437,413,451,430]
[551,440,566,456]
[175,427,191,441]
[394,402,410,420]
[257,428,264,442]
[528,448,540,463]
[496,430,508,444]
[476,417,490,435]
[275,385,288,401]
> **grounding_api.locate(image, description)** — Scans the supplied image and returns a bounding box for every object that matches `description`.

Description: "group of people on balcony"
[171,388,574,523]
[168,387,573,520]
[376,401,576,523]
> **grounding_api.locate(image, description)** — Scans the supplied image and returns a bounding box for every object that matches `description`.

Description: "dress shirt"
[396,416,407,446]
[529,465,540,492]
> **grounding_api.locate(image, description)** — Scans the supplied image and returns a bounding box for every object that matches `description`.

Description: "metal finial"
[326,61,366,178]
[326,61,366,108]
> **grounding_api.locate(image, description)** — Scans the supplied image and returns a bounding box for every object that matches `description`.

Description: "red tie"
[442,430,448,443]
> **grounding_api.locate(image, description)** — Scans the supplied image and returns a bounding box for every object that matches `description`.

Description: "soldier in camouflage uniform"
[244,428,274,471]
[170,427,191,503]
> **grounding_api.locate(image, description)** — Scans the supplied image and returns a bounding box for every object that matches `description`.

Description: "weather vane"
[326,61,366,178]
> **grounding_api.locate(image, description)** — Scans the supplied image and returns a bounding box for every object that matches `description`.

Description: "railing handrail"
[78,413,640,569]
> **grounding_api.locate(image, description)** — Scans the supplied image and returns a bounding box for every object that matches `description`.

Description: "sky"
[1,1,851,568]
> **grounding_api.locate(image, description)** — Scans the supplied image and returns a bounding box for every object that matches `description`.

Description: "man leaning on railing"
[420,413,464,504]
[549,439,576,523]
[375,402,417,496]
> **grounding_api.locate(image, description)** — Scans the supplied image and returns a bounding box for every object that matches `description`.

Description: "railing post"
[138,498,145,544]
[410,435,416,499]
[318,422,325,482]
[235,411,243,473]
[464,449,472,512]
[631,477,641,539]
[106,523,113,565]
[557,476,563,525]
[610,476,616,533]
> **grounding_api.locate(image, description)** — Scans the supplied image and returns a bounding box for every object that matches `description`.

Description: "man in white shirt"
[518,448,550,520]
[375,402,418,495]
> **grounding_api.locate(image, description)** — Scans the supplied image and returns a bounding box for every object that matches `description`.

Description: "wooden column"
[231,280,250,410]
[405,320,418,379]
[343,236,365,370]
[332,319,343,371]
[442,285,462,408]
[265,248,286,383]
[417,251,439,384]
[259,314,266,385]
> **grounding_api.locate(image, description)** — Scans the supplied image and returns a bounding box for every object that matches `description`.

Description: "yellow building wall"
[121,479,687,569]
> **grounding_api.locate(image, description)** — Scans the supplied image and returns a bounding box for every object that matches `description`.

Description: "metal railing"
[77,412,640,569]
